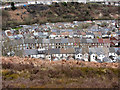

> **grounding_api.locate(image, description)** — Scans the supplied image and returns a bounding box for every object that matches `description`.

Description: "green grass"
[13,27,22,30]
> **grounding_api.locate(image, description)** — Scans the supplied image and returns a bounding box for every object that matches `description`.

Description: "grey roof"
[116,48,120,55]
[109,47,115,53]
[37,38,42,43]
[86,39,93,43]
[38,50,47,54]
[50,39,55,43]
[81,38,87,43]
[11,39,23,46]
[60,48,75,54]
[75,48,82,54]
[74,38,80,43]
[68,38,74,43]
[93,38,98,43]
[17,39,24,45]
[24,39,36,44]
[24,33,31,38]
[23,49,38,55]
[4,40,23,46]
[86,32,94,36]
[60,48,67,54]
[74,32,78,35]
[48,48,60,54]
[61,38,68,43]
[38,32,43,36]
[103,57,112,63]
[42,39,50,44]
[67,46,73,48]
[4,41,13,46]
[55,39,61,43]
[89,47,105,55]
[67,48,75,54]
[9,40,16,46]
[82,46,89,54]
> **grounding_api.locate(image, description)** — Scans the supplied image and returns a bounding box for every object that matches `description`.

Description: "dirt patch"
[8,8,29,22]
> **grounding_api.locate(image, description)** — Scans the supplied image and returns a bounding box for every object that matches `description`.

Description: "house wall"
[75,53,82,60]
[97,54,105,61]
[46,55,51,60]
[90,54,97,62]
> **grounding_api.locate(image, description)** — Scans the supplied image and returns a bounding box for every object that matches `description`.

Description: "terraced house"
[2,20,120,63]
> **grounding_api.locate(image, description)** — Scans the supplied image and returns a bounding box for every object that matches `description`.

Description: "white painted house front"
[46,55,51,60]
[90,53,97,62]
[75,53,82,60]
[97,54,105,62]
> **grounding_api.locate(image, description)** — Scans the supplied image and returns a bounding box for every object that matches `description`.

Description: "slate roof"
[61,32,69,36]
[37,38,42,43]
[75,48,82,54]
[109,47,115,53]
[60,48,67,54]
[103,57,112,63]
[74,38,80,43]
[92,38,98,43]
[67,48,75,54]
[68,38,74,43]
[61,38,68,44]
[17,39,24,45]
[116,48,120,55]
[86,32,94,36]
[11,39,23,46]
[50,39,55,43]
[81,38,87,43]
[24,39,36,44]
[55,39,61,43]
[89,47,106,55]
[23,49,38,55]
[86,39,93,43]
[5,40,13,46]
[48,48,60,54]
[42,39,50,44]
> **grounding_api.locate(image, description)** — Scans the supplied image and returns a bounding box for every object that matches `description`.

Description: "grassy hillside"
[2,2,119,30]
[2,57,120,88]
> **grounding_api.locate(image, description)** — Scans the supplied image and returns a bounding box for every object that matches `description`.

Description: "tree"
[11,2,16,10]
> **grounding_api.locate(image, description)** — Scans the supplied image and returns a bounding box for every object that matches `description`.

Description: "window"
[71,43,73,45]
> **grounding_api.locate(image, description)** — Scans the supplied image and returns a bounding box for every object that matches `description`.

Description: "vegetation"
[13,27,22,30]
[2,2,119,30]
[11,2,16,10]
[2,61,119,88]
